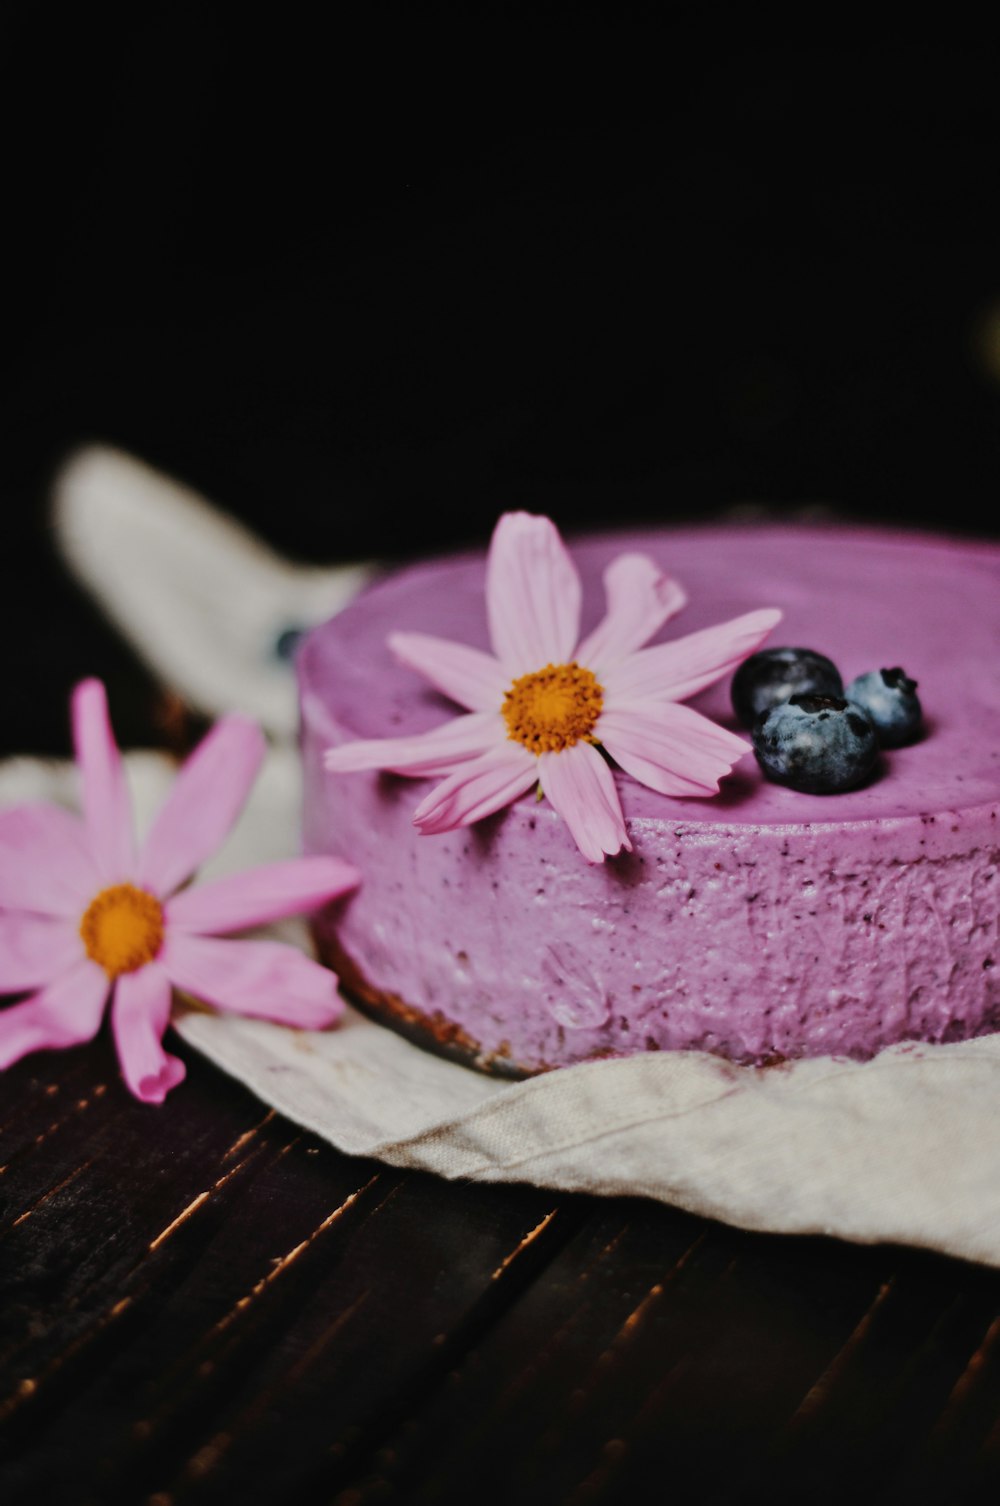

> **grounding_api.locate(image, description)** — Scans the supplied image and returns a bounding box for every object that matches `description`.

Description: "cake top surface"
[301,521,1000,829]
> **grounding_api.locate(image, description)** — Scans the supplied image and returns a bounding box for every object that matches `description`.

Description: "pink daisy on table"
[325,511,782,862]
[0,680,359,1103]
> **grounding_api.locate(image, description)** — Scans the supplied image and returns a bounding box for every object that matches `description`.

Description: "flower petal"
[137,715,266,896]
[0,913,83,992]
[599,703,752,797]
[0,956,109,1070]
[486,512,581,673]
[71,678,134,880]
[161,933,344,1030]
[388,632,508,712]
[167,856,360,934]
[412,744,539,835]
[0,801,101,915]
[576,554,688,673]
[603,608,782,704]
[325,711,504,777]
[537,742,631,863]
[111,961,186,1103]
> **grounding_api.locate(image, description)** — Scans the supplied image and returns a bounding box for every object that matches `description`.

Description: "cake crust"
[316,928,533,1078]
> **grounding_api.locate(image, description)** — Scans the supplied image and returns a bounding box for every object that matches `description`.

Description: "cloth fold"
[4,750,1000,1268]
[174,1005,1000,1267]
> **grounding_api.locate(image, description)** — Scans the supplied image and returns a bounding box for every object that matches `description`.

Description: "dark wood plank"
[736,1260,1000,1505]
[321,1212,1000,1505]
[0,1036,385,1500]
[134,1176,584,1505]
[328,1202,905,1503]
[0,1038,588,1505]
[1,1034,297,1379]
[4,1031,1000,1506]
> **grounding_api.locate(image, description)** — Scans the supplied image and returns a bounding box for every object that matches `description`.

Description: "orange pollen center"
[79,883,165,978]
[502,661,604,755]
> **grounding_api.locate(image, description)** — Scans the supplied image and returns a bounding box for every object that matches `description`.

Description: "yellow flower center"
[502,661,604,755]
[80,883,165,978]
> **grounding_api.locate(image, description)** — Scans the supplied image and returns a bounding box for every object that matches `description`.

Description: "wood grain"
[3,1033,1000,1506]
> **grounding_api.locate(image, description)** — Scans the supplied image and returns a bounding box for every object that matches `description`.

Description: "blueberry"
[844,668,922,748]
[731,647,844,728]
[752,693,879,793]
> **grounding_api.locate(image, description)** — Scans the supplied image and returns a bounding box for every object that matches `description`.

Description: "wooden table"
[3,1031,1000,1505]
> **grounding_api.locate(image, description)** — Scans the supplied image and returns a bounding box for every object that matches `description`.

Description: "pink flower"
[0,680,359,1102]
[326,512,782,862]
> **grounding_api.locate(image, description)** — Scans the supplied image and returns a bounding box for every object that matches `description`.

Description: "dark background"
[4,20,999,752]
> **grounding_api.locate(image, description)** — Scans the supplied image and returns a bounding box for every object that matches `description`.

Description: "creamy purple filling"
[300,522,1000,1069]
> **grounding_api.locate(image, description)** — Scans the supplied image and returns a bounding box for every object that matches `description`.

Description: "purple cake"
[300,522,1000,1074]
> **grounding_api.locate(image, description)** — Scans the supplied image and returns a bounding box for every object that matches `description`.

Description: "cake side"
[301,522,1000,1071]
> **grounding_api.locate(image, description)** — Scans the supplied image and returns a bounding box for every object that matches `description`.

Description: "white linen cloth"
[4,750,999,1270]
[52,446,373,734]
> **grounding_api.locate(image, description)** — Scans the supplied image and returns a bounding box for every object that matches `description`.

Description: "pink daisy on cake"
[0,680,359,1102]
[325,511,781,862]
